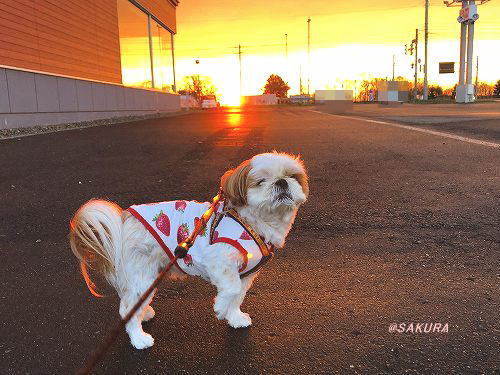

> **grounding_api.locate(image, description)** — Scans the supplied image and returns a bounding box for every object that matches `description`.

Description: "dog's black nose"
[275,178,288,190]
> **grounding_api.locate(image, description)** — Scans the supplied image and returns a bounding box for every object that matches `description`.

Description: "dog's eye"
[257,179,265,186]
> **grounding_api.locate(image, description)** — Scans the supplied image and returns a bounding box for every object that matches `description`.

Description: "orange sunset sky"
[175,1,500,105]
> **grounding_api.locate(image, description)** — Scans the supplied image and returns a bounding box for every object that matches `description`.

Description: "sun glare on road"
[226,112,242,127]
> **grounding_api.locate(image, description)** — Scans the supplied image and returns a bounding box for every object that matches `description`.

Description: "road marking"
[309,111,500,149]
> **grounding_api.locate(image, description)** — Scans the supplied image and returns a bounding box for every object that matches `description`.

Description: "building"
[0,0,180,130]
[242,94,278,106]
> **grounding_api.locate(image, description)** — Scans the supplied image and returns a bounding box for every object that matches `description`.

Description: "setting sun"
[222,89,242,106]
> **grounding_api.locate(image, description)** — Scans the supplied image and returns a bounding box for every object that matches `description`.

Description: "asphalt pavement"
[1,105,499,374]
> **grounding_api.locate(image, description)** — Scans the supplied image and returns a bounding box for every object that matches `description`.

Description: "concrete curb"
[0,110,199,140]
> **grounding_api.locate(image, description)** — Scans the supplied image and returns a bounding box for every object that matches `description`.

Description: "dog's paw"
[142,305,155,322]
[227,311,252,328]
[130,332,154,350]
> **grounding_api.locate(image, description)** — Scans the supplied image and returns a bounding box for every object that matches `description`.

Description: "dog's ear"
[293,155,309,198]
[293,171,309,198]
[221,160,251,206]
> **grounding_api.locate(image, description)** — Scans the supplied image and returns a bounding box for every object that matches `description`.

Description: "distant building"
[242,94,278,106]
[0,0,180,130]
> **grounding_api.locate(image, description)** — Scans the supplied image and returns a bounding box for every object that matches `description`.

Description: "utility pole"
[445,0,488,103]
[423,0,429,100]
[299,65,303,95]
[307,17,311,96]
[458,0,467,98]
[285,33,288,60]
[475,55,479,97]
[238,44,242,100]
[465,1,475,93]
[414,29,419,99]
[392,54,395,80]
[171,33,176,92]
[285,33,288,81]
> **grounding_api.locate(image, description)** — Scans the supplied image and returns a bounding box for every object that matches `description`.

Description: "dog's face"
[221,152,308,211]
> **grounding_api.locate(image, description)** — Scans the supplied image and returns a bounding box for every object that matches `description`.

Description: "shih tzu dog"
[69,152,308,349]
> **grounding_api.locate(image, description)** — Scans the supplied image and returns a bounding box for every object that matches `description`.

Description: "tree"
[263,74,290,98]
[494,80,500,97]
[181,75,217,104]
[476,82,494,97]
[356,77,388,101]
[442,84,458,99]
[428,85,443,99]
[407,80,424,100]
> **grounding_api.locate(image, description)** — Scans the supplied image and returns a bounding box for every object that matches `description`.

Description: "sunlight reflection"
[227,113,242,127]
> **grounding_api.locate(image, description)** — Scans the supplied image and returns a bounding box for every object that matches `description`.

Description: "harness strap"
[209,208,275,277]
[224,209,273,256]
[211,236,249,272]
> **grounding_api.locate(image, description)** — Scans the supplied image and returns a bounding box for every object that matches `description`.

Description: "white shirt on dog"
[127,200,274,278]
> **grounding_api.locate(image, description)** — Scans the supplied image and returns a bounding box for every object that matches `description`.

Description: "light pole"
[413,29,418,99]
[423,0,429,100]
[238,44,242,100]
[307,17,311,96]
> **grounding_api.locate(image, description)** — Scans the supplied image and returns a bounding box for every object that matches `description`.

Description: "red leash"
[76,191,223,375]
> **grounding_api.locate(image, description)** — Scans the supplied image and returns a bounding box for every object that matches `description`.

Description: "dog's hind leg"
[141,291,156,322]
[119,289,156,349]
[142,305,155,322]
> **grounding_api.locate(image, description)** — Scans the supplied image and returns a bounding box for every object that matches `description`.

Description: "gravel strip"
[0,110,195,140]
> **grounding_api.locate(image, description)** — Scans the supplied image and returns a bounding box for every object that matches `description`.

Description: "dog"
[69,152,308,349]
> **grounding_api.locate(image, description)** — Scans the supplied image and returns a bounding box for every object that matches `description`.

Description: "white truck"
[201,95,218,109]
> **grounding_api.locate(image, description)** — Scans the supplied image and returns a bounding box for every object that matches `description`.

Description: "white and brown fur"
[69,152,308,349]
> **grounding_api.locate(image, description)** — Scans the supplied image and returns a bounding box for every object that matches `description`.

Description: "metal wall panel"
[0,68,11,112]
[35,74,59,112]
[6,69,37,113]
[58,77,78,112]
[76,81,93,111]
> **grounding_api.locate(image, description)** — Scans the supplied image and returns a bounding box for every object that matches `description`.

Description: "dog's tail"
[69,199,123,297]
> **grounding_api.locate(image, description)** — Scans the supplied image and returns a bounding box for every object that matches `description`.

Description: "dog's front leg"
[224,273,258,328]
[209,265,242,321]
[206,244,255,328]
